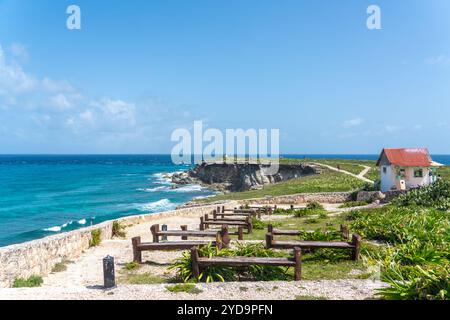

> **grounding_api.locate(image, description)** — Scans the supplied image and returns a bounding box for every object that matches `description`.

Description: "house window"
[414,169,423,178]
[383,167,387,174]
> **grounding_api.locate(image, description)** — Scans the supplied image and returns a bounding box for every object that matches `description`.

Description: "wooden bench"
[132,229,228,263]
[150,224,243,242]
[190,246,303,281]
[265,228,361,261]
[200,214,253,234]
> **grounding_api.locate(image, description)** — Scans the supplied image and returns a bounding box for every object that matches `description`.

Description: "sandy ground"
[0,204,387,300]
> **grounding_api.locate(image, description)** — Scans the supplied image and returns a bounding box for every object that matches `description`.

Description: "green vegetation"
[12,275,43,288]
[365,167,380,181]
[166,283,203,294]
[293,202,327,218]
[196,169,366,203]
[437,166,450,181]
[112,220,126,238]
[170,243,290,283]
[120,272,167,285]
[392,179,450,210]
[124,261,140,271]
[349,205,449,300]
[89,229,102,247]
[51,260,72,273]
[338,201,369,208]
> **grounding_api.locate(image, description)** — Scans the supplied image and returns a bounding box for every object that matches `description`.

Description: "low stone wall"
[241,192,355,205]
[0,203,235,288]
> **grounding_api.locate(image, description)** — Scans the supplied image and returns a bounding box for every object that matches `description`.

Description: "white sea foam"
[44,226,62,232]
[170,184,204,193]
[137,186,171,193]
[137,199,176,212]
[77,219,87,225]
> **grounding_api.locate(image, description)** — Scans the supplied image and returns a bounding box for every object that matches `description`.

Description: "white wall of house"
[380,165,432,192]
[380,165,396,192]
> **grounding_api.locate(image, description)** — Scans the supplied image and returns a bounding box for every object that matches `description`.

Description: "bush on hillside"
[392,179,450,211]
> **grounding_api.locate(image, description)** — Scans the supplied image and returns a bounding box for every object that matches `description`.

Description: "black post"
[162,224,168,241]
[103,255,116,289]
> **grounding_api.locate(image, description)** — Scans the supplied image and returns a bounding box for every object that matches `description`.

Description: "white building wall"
[380,165,432,192]
[380,165,396,192]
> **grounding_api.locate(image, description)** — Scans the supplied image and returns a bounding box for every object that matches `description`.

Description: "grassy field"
[196,169,366,203]
[437,166,450,181]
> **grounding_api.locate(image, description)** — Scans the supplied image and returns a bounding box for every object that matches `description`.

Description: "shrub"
[166,283,203,294]
[170,243,291,283]
[89,229,102,247]
[51,261,68,273]
[306,201,324,210]
[339,201,369,209]
[112,220,126,238]
[350,205,450,300]
[392,179,450,210]
[124,261,140,271]
[12,276,43,288]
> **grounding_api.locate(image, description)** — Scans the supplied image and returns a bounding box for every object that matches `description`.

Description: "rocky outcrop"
[172,163,321,192]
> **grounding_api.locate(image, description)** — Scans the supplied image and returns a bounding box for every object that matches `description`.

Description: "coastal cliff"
[172,162,321,192]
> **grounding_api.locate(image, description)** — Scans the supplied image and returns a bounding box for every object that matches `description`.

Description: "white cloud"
[50,94,72,110]
[385,125,402,133]
[9,43,29,61]
[0,45,37,95]
[413,124,423,130]
[342,118,364,128]
[425,55,450,66]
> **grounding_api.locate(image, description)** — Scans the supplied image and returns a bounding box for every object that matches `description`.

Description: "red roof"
[376,148,433,167]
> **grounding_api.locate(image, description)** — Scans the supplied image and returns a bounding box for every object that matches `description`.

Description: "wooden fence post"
[132,237,142,263]
[247,216,253,234]
[265,233,273,249]
[340,225,349,241]
[181,225,188,240]
[267,224,274,233]
[352,234,362,261]
[294,247,302,281]
[213,210,217,220]
[150,224,159,243]
[238,226,244,240]
[191,247,200,280]
[220,226,230,248]
[199,216,204,231]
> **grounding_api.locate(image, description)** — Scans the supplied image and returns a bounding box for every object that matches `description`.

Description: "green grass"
[166,283,203,294]
[338,201,369,208]
[437,166,450,181]
[365,167,380,181]
[51,260,72,273]
[119,272,168,285]
[89,229,102,247]
[196,169,366,203]
[124,261,140,271]
[12,276,43,288]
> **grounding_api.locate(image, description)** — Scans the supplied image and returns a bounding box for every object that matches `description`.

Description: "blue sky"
[0,0,449,154]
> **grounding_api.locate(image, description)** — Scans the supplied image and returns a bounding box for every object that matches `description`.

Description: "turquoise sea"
[1,154,449,247]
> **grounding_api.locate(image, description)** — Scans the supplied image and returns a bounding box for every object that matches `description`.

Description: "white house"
[376,148,443,192]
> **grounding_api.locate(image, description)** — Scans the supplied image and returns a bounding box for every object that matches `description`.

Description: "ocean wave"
[44,226,62,232]
[137,186,171,193]
[170,184,204,193]
[77,219,87,225]
[136,199,176,212]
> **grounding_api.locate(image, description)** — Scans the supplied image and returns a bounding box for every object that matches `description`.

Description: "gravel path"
[0,279,387,300]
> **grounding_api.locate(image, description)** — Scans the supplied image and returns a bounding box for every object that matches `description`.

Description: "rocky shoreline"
[171,162,321,193]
